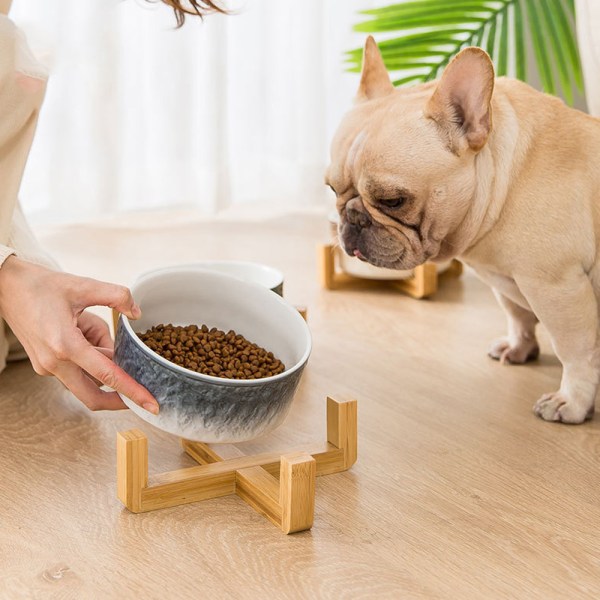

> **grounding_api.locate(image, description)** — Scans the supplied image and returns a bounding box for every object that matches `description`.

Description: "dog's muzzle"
[339,198,372,261]
[345,197,371,229]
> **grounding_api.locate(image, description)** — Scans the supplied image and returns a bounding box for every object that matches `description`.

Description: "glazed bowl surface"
[113,266,311,442]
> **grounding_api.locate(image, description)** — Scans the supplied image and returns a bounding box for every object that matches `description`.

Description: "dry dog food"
[138,324,285,380]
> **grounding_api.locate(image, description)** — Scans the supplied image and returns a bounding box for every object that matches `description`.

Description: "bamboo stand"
[117,396,357,534]
[318,243,463,299]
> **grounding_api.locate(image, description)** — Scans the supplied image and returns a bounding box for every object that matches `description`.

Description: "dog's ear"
[424,47,495,153]
[356,36,394,102]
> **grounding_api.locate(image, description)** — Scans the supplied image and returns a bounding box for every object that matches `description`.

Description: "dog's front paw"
[534,392,594,424]
[488,336,539,365]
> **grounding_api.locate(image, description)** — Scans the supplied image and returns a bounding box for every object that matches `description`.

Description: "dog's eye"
[379,197,406,209]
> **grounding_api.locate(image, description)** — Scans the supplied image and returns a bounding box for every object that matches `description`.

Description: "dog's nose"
[346,203,371,229]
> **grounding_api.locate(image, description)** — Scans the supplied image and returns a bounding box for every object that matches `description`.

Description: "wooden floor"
[1,211,599,599]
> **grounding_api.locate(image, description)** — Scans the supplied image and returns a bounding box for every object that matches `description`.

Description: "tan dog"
[327,36,600,424]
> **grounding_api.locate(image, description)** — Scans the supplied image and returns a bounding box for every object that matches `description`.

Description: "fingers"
[54,362,127,411]
[85,347,114,386]
[78,311,114,350]
[77,279,142,321]
[96,327,114,350]
[68,338,159,414]
[95,346,114,360]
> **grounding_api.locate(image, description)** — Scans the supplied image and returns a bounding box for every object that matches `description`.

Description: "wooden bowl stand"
[318,243,463,299]
[117,396,357,534]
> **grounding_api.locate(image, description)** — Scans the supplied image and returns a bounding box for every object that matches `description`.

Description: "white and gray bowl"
[113,267,311,443]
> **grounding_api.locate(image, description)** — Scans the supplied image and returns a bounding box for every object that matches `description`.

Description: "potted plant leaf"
[346,0,587,109]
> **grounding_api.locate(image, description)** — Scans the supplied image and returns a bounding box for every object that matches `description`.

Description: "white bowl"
[180,261,284,295]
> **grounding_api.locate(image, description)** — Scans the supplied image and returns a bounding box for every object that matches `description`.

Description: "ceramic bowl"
[113,267,311,443]
[176,261,284,296]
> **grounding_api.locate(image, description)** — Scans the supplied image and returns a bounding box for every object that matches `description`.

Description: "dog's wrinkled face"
[327,100,464,269]
[327,37,495,269]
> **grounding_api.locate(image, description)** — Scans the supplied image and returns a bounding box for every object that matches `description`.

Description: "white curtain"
[10,0,381,223]
[576,0,600,116]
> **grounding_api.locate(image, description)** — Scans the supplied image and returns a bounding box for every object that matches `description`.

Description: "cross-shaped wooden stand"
[318,243,463,299]
[117,396,357,534]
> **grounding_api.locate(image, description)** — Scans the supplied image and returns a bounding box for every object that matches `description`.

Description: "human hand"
[0,256,159,413]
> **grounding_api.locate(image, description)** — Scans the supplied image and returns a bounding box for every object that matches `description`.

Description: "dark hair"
[156,1,227,27]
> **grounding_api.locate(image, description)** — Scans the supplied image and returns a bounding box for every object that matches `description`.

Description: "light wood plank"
[279,453,316,534]
[140,472,235,511]
[326,396,358,469]
[2,211,600,598]
[116,429,147,512]
[184,438,283,526]
[235,467,282,527]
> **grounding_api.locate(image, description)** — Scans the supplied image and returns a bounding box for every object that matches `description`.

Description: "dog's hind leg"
[488,289,540,365]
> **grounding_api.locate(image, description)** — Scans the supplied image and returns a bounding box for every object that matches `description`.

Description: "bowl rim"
[135,260,283,290]
[119,267,311,387]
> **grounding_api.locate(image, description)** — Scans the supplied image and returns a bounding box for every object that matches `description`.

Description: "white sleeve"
[7,201,61,271]
[0,244,15,268]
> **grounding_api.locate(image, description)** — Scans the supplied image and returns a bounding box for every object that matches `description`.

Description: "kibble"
[138,324,285,380]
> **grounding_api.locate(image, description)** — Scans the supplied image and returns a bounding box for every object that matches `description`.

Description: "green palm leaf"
[496,5,508,76]
[347,0,584,105]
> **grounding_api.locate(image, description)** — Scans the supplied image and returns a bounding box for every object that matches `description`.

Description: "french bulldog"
[327,36,600,424]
